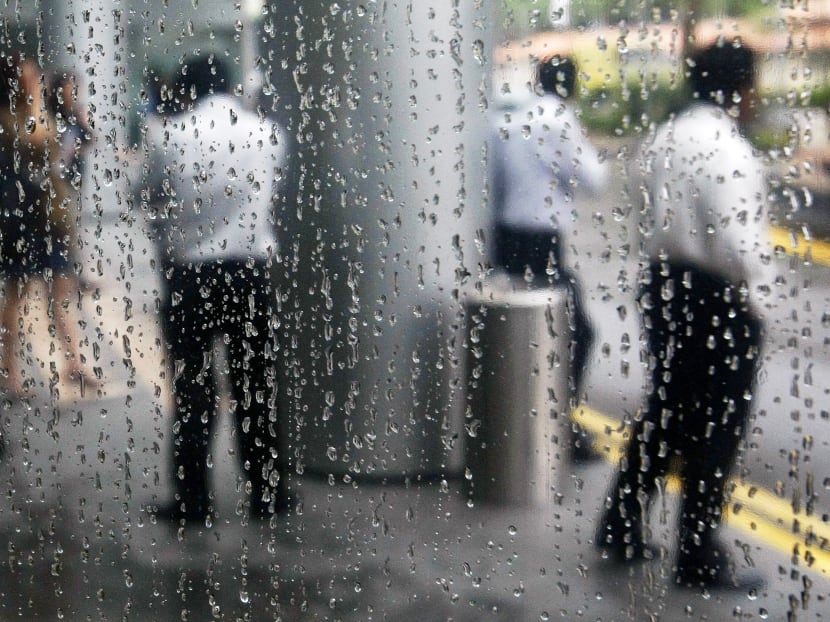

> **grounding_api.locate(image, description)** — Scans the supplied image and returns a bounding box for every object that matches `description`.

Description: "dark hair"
[536,56,577,99]
[689,40,756,104]
[173,55,229,109]
[0,50,26,104]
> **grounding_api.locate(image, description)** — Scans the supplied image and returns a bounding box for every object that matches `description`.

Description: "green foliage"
[806,83,830,110]
[749,127,792,152]
[577,78,690,136]
[500,0,552,33]
[500,0,772,31]
[497,0,784,136]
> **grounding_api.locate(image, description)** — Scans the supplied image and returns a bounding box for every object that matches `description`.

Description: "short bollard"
[464,276,571,507]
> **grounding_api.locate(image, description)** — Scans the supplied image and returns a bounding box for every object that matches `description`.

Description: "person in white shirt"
[490,56,608,459]
[596,41,772,590]
[143,55,289,524]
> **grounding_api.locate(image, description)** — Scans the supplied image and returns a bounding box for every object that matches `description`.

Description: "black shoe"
[675,566,766,591]
[596,538,660,564]
[250,492,298,519]
[150,500,210,526]
[675,544,766,591]
[570,428,600,464]
[596,513,656,564]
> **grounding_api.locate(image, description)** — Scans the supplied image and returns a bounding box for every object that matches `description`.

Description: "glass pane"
[0,1,825,619]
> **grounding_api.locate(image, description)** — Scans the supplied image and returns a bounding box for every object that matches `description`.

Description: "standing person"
[489,55,608,460]
[143,55,288,525]
[596,41,773,590]
[0,51,94,397]
[47,70,96,295]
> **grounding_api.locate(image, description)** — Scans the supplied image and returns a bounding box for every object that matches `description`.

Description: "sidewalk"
[0,382,818,621]
[0,184,825,620]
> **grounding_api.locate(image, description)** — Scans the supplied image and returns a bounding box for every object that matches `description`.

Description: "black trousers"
[161,260,280,512]
[495,226,594,400]
[599,262,762,565]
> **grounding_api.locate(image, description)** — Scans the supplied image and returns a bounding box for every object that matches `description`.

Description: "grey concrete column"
[265,1,496,478]
[46,1,130,220]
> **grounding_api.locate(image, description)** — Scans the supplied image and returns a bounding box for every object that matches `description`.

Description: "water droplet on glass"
[472,40,485,65]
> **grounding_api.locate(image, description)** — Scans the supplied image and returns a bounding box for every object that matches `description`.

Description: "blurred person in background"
[489,55,608,461]
[48,70,92,192]
[142,55,289,525]
[596,40,774,590]
[47,69,96,294]
[0,50,94,399]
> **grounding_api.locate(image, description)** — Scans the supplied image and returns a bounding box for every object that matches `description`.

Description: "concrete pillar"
[46,0,130,220]
[264,1,496,478]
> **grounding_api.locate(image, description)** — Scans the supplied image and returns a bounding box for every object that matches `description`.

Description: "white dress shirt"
[490,93,608,237]
[639,103,775,313]
[144,94,285,265]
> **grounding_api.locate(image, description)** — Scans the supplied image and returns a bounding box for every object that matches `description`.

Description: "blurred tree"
[500,0,771,35]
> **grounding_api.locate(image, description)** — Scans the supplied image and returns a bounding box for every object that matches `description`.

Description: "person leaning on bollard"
[489,55,608,462]
[596,40,777,590]
[141,55,290,526]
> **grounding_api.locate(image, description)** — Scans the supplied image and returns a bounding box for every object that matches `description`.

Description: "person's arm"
[560,106,608,196]
[0,103,56,167]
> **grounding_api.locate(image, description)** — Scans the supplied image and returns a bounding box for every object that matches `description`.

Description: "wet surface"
[0,380,826,621]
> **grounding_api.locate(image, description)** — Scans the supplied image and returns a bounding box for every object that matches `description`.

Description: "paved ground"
[0,375,827,621]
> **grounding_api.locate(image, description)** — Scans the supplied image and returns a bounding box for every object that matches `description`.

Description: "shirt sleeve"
[570,124,608,196]
[552,106,608,197]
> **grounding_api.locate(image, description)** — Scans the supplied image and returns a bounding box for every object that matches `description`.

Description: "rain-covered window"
[0,0,828,619]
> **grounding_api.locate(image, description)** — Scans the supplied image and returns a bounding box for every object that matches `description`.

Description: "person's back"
[494,93,601,235]
[147,92,283,265]
[639,102,769,310]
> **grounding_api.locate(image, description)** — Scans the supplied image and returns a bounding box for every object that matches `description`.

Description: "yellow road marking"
[574,405,830,577]
[729,482,830,573]
[770,225,830,266]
